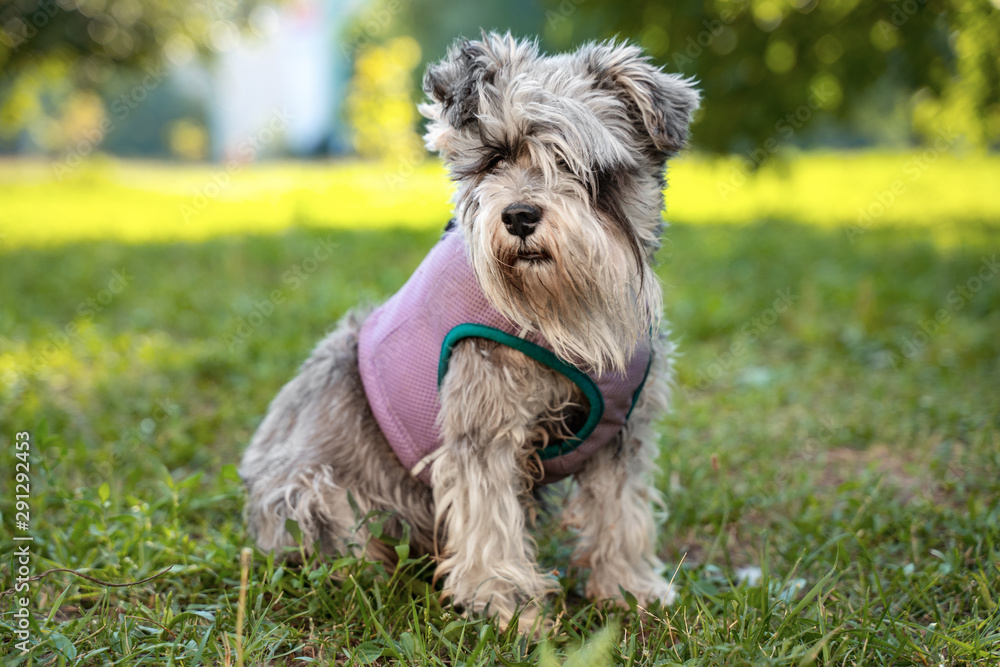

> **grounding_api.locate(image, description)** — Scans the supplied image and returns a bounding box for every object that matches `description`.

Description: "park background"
[1,0,999,664]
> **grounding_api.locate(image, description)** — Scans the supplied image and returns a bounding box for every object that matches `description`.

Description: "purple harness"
[357,228,652,485]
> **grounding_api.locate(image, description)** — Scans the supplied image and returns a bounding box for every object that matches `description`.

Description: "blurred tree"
[339,0,546,161]
[346,35,424,161]
[547,0,1000,152]
[0,0,264,150]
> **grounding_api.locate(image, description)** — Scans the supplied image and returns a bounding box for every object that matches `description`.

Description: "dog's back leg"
[239,308,436,562]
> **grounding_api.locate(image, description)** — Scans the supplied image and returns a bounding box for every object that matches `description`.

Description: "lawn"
[1,152,999,665]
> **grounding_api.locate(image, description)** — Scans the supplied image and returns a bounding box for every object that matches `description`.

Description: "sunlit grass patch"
[668,150,1000,233]
[0,157,456,248]
[1,150,997,250]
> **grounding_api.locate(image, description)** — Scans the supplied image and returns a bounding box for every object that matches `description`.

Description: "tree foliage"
[346,35,425,161]
[0,0,264,142]
[548,0,1000,152]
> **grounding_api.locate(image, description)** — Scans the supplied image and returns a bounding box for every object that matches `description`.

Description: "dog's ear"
[421,33,538,130]
[580,41,700,155]
[422,38,490,129]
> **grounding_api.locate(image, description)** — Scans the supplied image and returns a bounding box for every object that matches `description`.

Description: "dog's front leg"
[566,337,676,608]
[431,341,557,631]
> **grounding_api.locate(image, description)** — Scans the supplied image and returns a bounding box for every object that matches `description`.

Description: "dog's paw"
[503,602,555,639]
[465,600,554,639]
[632,576,677,608]
[586,570,676,609]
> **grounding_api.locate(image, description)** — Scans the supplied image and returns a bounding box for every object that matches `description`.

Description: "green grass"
[1,153,999,665]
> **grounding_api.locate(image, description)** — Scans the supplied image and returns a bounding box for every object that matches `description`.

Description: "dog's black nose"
[501,202,542,239]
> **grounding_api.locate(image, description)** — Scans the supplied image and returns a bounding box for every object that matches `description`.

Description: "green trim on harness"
[441,323,621,461]
[626,349,653,422]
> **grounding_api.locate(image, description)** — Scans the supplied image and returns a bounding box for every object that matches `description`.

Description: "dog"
[239,32,699,631]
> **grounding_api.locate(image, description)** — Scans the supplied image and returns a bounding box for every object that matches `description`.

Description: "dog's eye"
[483,154,505,172]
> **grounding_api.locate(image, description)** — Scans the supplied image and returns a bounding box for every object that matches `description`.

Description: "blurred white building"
[210,0,365,160]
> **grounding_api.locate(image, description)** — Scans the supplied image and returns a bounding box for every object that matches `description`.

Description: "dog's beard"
[465,194,661,375]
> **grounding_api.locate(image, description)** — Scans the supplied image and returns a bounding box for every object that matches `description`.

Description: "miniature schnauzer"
[240,32,699,631]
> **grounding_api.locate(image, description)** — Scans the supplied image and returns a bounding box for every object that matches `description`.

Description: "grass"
[0,152,998,665]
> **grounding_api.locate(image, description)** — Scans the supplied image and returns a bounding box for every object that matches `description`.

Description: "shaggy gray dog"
[240,32,699,632]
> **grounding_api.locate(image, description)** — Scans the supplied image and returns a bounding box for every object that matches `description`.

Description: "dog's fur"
[239,33,699,631]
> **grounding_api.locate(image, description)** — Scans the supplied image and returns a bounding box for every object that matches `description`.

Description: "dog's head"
[421,33,699,372]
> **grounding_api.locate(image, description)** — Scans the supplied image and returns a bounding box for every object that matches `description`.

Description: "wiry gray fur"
[240,32,699,633]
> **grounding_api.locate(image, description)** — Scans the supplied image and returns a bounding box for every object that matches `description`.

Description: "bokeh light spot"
[88,14,119,45]
[249,6,280,39]
[815,34,844,64]
[164,34,196,67]
[752,0,784,31]
[168,119,208,161]
[765,39,796,73]
[640,24,669,56]
[810,72,843,109]
[710,27,738,56]
[208,20,240,53]
[870,20,900,51]
[110,0,142,27]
